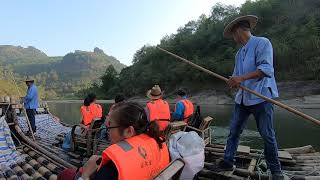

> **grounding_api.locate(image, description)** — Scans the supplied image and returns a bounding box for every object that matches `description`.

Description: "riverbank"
[128,80,320,108]
[47,81,320,108]
[46,99,114,103]
[127,93,320,109]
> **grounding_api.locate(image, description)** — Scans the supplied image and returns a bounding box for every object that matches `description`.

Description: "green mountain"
[0,46,125,99]
[0,45,51,65]
[83,0,320,98]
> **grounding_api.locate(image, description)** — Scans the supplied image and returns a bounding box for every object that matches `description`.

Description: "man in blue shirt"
[24,78,39,133]
[172,90,186,120]
[172,89,194,122]
[218,15,285,179]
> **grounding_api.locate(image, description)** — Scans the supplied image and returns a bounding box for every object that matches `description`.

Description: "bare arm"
[227,70,265,88]
[242,69,265,81]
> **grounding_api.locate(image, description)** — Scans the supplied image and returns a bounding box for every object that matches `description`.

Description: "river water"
[48,102,320,150]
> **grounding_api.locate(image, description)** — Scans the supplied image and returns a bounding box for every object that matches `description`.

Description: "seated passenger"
[81,93,103,126]
[80,97,94,126]
[99,94,125,140]
[59,102,170,180]
[172,89,194,123]
[88,93,103,121]
[62,94,103,150]
[145,85,171,132]
[108,94,125,117]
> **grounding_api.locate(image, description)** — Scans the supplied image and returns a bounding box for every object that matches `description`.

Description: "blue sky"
[0,0,245,65]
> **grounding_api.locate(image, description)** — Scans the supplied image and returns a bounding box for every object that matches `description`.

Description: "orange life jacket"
[146,99,171,131]
[80,105,94,126]
[89,103,103,119]
[99,134,169,180]
[175,99,194,123]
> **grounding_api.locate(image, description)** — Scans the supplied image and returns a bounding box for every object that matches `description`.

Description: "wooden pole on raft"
[14,124,76,168]
[156,46,320,127]
[9,72,36,141]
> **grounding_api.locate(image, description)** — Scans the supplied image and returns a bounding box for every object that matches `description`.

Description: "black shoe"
[271,173,289,180]
[208,159,235,172]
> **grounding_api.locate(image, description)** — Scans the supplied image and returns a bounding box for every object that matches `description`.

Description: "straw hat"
[223,15,258,38]
[146,85,163,100]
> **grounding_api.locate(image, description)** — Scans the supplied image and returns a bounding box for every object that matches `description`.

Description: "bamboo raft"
[1,99,320,180]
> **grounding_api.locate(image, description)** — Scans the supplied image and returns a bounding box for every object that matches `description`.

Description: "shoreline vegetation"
[49,80,320,108]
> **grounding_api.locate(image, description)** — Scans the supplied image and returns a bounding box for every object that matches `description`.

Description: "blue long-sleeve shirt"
[172,96,187,120]
[24,84,39,109]
[233,35,279,106]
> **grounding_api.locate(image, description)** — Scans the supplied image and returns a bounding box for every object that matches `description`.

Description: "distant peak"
[94,47,104,54]
[27,46,36,49]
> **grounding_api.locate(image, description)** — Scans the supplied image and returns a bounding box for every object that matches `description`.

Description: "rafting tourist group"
[12,15,290,180]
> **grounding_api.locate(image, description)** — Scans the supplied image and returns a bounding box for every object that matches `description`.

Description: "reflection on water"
[48,102,320,150]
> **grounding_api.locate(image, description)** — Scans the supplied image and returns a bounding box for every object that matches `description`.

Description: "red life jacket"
[99,134,169,180]
[89,103,102,119]
[146,99,171,131]
[175,99,194,123]
[80,105,94,126]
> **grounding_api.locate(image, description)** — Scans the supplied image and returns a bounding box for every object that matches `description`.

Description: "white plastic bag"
[169,131,205,180]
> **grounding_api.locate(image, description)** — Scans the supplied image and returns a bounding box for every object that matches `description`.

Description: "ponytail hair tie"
[144,122,152,132]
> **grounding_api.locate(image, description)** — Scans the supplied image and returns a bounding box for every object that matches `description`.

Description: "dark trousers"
[26,109,36,132]
[224,101,281,174]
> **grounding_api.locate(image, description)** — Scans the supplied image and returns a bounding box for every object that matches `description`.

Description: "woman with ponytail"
[59,102,170,180]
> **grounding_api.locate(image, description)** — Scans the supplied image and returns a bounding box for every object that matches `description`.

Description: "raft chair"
[185,116,213,145]
[92,127,111,155]
[71,119,104,156]
[153,158,185,180]
[36,101,49,114]
[164,121,187,141]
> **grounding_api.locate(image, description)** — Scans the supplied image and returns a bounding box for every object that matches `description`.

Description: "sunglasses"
[105,120,121,129]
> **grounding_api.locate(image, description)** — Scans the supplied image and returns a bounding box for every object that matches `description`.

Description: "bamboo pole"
[9,72,36,141]
[157,47,320,127]
[15,124,76,169]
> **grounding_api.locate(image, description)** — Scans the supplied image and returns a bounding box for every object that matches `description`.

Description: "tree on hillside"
[78,0,320,98]
[100,65,118,94]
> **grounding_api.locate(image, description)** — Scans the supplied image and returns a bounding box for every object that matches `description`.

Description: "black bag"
[189,105,202,128]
